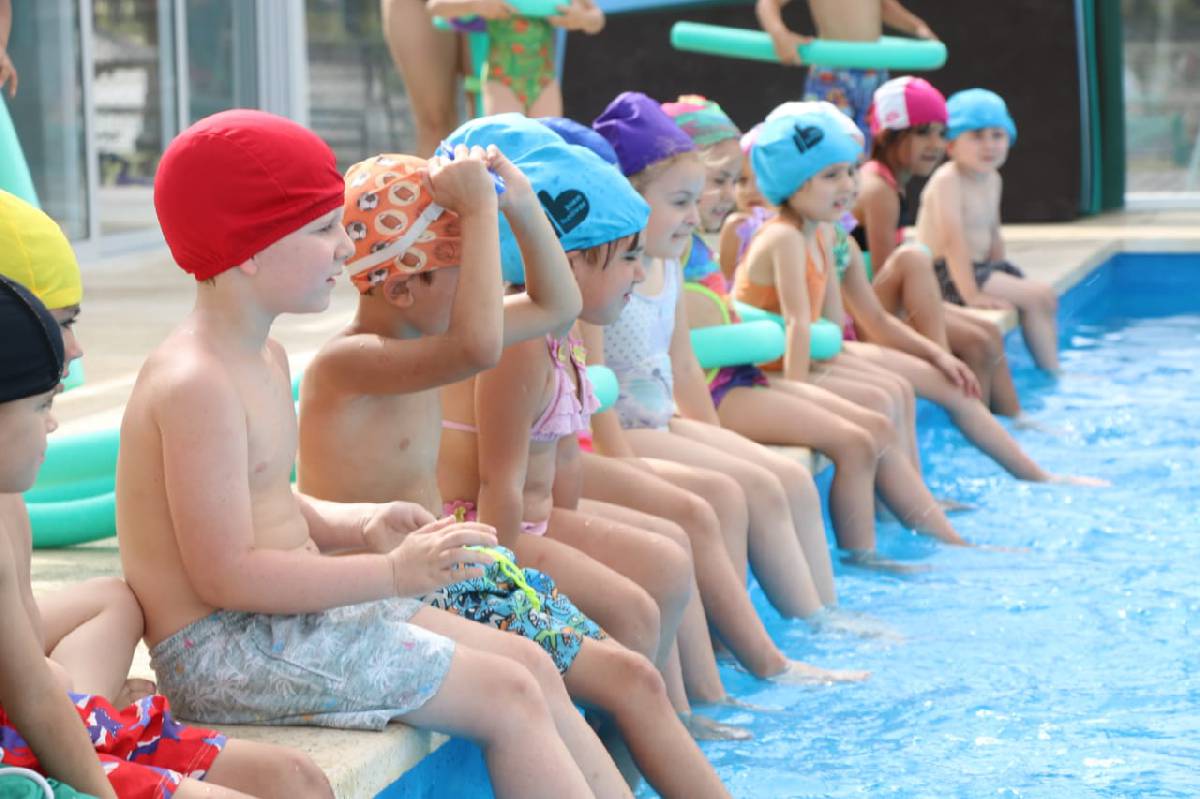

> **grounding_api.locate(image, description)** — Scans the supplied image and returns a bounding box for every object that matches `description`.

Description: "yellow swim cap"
[0,190,82,310]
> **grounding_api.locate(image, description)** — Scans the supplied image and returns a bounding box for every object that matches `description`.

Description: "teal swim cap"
[750,111,862,207]
[946,88,1017,144]
[444,114,649,284]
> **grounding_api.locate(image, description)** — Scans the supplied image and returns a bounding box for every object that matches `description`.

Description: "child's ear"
[383,274,416,308]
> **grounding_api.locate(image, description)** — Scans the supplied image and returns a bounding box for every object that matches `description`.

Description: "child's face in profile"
[385,266,462,335]
[948,127,1010,173]
[787,162,858,223]
[698,139,743,233]
[0,389,58,494]
[641,158,705,260]
[569,236,646,326]
[50,305,83,378]
[900,122,947,178]
[248,208,354,315]
[735,158,766,211]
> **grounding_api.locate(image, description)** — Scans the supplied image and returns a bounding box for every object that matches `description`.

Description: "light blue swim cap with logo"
[750,111,863,206]
[444,114,649,284]
[946,88,1017,144]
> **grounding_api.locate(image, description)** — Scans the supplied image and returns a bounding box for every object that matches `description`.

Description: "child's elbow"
[461,337,503,371]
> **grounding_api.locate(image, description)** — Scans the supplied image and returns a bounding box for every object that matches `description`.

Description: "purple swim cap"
[592,91,695,177]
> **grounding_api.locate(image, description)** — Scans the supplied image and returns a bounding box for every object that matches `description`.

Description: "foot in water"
[937,496,978,514]
[770,661,870,685]
[680,711,754,741]
[841,551,932,574]
[1049,473,1111,487]
[115,678,157,707]
[811,608,906,643]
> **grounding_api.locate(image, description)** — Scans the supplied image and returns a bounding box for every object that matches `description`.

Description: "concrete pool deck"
[29,209,1200,797]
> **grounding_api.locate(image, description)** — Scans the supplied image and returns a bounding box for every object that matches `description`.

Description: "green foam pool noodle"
[691,321,787,370]
[434,0,563,29]
[33,428,120,489]
[25,475,115,504]
[587,365,618,413]
[731,302,844,360]
[62,359,86,392]
[669,22,947,70]
[28,491,117,549]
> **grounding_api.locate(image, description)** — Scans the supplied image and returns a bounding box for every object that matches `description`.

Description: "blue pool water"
[388,254,1200,798]
[650,253,1200,798]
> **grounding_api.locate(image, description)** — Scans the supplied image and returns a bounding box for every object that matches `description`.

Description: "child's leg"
[716,384,881,551]
[579,456,802,680]
[872,245,951,349]
[483,79,528,116]
[400,646,593,799]
[981,272,1061,372]
[564,638,732,799]
[624,426,823,619]
[575,495,724,702]
[825,352,922,470]
[186,739,332,799]
[527,78,563,117]
[763,381,965,545]
[668,418,842,599]
[380,0,460,156]
[410,606,630,797]
[544,507,692,672]
[513,533,662,662]
[38,577,151,704]
[945,306,1022,417]
[846,341,1052,480]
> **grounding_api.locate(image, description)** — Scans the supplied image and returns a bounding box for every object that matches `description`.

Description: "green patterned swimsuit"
[484,17,556,111]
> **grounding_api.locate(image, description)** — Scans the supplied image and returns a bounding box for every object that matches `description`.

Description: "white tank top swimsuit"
[603,259,679,430]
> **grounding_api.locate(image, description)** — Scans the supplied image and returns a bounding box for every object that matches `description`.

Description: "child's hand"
[362,501,438,553]
[548,0,604,33]
[387,516,498,596]
[913,21,938,40]
[967,293,1014,312]
[933,351,982,400]
[426,144,500,217]
[0,47,18,98]
[465,0,514,19]
[767,28,809,66]
[484,145,536,215]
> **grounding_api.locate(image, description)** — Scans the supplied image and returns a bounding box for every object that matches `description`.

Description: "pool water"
[657,253,1200,798]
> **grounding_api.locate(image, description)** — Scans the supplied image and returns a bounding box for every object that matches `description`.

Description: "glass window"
[91,0,175,235]
[184,0,258,124]
[306,0,417,171]
[1123,0,1200,192]
[6,1,90,240]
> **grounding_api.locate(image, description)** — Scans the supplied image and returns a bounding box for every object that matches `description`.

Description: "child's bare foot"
[115,678,157,707]
[937,496,978,514]
[770,661,870,684]
[680,712,754,741]
[1049,474,1111,487]
[1012,415,1069,436]
[812,608,906,642]
[841,551,932,574]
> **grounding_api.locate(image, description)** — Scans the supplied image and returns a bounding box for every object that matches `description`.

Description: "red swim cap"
[153,109,344,281]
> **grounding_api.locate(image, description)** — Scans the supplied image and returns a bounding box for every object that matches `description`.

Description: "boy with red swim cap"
[118,110,594,798]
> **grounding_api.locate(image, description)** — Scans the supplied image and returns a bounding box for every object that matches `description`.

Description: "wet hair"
[627,150,701,193]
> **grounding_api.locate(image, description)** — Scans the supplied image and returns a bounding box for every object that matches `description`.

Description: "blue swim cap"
[946,88,1017,144]
[750,112,862,207]
[539,117,620,166]
[444,114,649,284]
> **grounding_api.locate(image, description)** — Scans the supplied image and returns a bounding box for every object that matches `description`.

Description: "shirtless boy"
[116,109,594,799]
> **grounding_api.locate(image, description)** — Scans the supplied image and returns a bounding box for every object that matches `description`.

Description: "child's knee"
[651,535,694,612]
[895,245,934,278]
[739,462,790,512]
[508,635,562,689]
[90,577,146,638]
[487,657,550,721]
[608,585,661,659]
[266,748,332,799]
[1034,284,1058,314]
[836,423,882,466]
[610,650,668,709]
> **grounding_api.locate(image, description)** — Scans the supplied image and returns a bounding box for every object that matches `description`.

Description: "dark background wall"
[565,0,1085,222]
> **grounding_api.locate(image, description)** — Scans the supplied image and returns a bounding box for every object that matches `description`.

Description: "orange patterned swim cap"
[343,154,463,294]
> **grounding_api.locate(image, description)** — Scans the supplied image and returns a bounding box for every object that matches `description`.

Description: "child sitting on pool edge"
[916,88,1063,374]
[117,109,598,799]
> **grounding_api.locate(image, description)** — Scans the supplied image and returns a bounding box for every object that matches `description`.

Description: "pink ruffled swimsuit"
[442,334,598,536]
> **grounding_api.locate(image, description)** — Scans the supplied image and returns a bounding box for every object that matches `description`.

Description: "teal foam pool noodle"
[587,365,619,413]
[28,491,117,549]
[691,321,787,370]
[669,22,947,71]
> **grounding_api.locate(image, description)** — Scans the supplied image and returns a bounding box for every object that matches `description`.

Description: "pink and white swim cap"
[867,77,948,138]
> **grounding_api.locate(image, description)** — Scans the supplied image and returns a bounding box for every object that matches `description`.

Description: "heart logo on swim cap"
[538,189,590,238]
[792,125,825,153]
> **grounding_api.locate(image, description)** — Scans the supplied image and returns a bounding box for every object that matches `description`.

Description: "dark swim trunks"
[933,258,1025,305]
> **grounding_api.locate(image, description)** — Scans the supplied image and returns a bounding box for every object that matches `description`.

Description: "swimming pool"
[653,252,1200,798]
